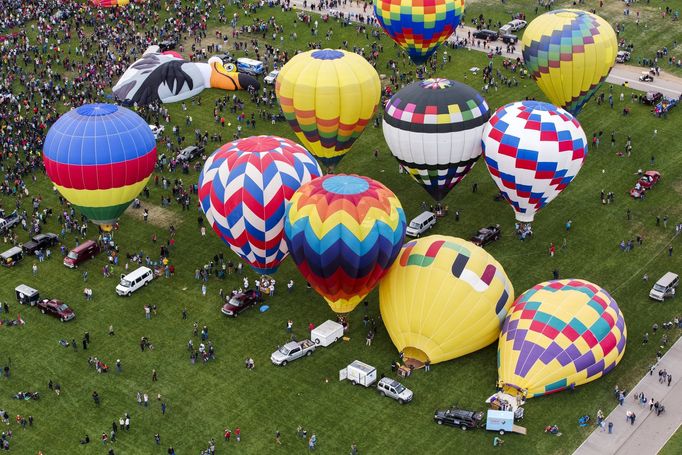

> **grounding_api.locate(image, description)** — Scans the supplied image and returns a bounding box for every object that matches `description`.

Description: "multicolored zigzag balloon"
[284,174,407,313]
[198,136,322,274]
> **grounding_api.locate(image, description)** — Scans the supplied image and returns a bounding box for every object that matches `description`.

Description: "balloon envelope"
[198,136,322,274]
[276,49,381,168]
[383,78,490,201]
[482,101,587,223]
[374,0,465,64]
[380,235,514,364]
[284,174,406,313]
[498,279,627,398]
[43,104,156,230]
[522,9,617,116]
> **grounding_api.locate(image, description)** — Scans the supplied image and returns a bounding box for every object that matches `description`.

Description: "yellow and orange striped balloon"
[276,49,381,169]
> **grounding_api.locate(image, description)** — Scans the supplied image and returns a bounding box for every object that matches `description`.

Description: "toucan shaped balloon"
[112,46,259,105]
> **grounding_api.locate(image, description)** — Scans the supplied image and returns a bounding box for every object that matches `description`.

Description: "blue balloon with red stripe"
[43,104,156,230]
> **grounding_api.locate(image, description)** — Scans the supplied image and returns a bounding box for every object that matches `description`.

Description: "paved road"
[290,0,682,98]
[574,336,682,455]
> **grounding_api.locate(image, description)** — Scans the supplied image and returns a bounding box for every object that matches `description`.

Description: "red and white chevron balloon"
[198,136,322,274]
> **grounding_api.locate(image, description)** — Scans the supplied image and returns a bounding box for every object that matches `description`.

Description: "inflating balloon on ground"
[380,235,514,364]
[498,279,627,398]
[112,46,259,105]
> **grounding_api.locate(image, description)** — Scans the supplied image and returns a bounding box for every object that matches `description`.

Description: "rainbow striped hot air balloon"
[276,49,381,169]
[43,104,156,231]
[198,136,322,274]
[498,279,627,398]
[374,0,465,65]
[284,174,406,314]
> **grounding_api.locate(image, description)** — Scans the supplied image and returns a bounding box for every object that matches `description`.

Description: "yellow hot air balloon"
[379,235,514,364]
[498,279,627,398]
[275,49,381,169]
[522,9,617,115]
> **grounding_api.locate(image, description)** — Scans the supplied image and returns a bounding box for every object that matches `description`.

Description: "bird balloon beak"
[209,59,260,92]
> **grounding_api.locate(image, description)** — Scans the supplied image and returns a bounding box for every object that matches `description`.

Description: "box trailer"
[311,320,344,347]
[339,360,377,387]
[486,410,527,435]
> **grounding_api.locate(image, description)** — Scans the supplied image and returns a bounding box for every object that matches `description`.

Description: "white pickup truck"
[271,339,316,366]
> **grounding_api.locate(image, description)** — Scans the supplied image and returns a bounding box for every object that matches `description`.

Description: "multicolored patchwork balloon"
[383,78,490,202]
[482,101,587,223]
[284,174,406,314]
[522,9,617,116]
[91,0,131,6]
[498,279,627,398]
[276,49,381,169]
[374,0,465,64]
[43,104,156,231]
[198,136,322,274]
[380,236,514,364]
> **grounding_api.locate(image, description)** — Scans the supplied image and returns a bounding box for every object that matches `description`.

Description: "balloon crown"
[321,175,370,195]
[419,78,454,90]
[76,103,119,117]
[311,49,344,60]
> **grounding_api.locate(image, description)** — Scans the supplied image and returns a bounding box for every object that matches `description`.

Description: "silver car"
[270,340,316,366]
[377,377,413,404]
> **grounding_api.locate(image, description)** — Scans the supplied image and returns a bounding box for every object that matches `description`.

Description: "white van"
[405,211,436,237]
[339,360,377,387]
[236,58,265,76]
[649,272,679,301]
[116,266,154,296]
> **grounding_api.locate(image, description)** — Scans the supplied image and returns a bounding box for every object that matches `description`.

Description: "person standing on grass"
[275,430,282,446]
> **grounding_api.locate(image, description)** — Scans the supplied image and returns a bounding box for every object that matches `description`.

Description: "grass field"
[1,1,682,454]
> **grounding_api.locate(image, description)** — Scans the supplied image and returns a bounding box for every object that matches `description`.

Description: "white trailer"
[311,320,344,347]
[339,360,377,387]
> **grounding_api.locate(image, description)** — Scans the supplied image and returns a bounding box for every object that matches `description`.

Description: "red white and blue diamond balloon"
[482,101,587,223]
[198,136,322,274]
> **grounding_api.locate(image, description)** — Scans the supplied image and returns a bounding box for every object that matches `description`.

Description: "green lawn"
[1,2,682,454]
[660,427,682,455]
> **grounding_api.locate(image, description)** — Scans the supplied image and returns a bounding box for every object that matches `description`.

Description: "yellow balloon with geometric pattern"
[276,49,381,170]
[498,279,627,398]
[379,235,514,364]
[522,9,617,116]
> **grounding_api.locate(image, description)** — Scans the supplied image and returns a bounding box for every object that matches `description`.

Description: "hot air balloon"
[91,0,132,6]
[383,78,490,202]
[198,136,322,274]
[522,9,617,116]
[482,101,587,223]
[374,0,465,65]
[379,235,514,364]
[275,49,381,169]
[113,46,259,105]
[284,174,406,313]
[43,104,156,231]
[498,279,627,398]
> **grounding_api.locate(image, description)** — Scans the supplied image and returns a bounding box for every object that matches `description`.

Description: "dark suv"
[501,34,518,44]
[473,30,499,41]
[158,39,178,51]
[22,233,59,255]
[434,407,484,430]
